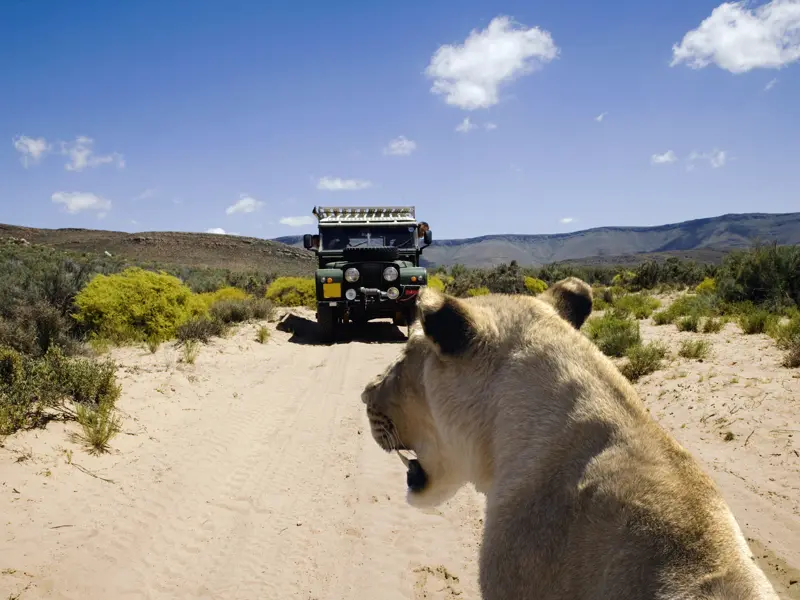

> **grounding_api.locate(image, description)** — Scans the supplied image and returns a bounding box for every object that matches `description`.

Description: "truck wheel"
[317,306,339,343]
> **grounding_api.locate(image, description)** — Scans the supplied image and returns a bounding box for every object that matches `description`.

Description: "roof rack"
[313,206,416,224]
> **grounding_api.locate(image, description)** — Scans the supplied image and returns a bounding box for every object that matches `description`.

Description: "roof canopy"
[313,206,416,225]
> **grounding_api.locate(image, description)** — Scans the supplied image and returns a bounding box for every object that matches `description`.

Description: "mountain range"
[275,212,800,268]
[1,212,798,274]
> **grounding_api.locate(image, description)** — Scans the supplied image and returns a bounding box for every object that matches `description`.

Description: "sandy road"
[1,313,484,600]
[2,309,799,599]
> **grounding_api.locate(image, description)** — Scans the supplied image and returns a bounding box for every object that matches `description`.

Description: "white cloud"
[13,135,52,167]
[383,136,417,156]
[133,188,157,201]
[484,122,498,130]
[316,176,373,191]
[688,148,728,168]
[595,112,608,122]
[765,77,779,90]
[206,228,228,234]
[51,191,112,215]
[651,150,678,165]
[560,217,574,224]
[60,136,125,171]
[671,0,800,73]
[280,216,315,227]
[226,194,264,215]
[455,117,477,133]
[425,15,559,110]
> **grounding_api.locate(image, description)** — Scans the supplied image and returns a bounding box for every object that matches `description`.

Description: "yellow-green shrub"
[466,287,490,297]
[695,277,716,295]
[73,267,201,344]
[265,277,315,308]
[194,286,250,310]
[611,271,636,288]
[428,275,446,292]
[524,277,548,295]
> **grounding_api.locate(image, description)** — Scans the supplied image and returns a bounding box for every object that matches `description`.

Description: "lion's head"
[361,277,594,508]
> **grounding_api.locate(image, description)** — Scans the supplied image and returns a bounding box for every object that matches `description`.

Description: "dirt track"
[1,309,798,599]
[1,312,485,600]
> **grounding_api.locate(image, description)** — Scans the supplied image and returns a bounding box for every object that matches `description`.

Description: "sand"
[1,306,798,599]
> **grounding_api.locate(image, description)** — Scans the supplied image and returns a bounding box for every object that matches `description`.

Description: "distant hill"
[0,224,315,276]
[3,212,797,276]
[275,212,800,268]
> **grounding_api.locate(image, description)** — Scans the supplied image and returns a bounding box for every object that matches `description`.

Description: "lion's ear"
[417,286,477,356]
[539,277,593,330]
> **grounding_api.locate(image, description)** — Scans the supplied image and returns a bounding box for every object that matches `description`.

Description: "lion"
[361,278,778,599]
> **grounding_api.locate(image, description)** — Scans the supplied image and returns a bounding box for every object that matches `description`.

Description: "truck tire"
[317,305,339,344]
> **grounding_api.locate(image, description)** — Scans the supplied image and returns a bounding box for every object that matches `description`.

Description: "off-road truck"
[302,206,433,342]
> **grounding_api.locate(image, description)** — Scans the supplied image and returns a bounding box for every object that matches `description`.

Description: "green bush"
[585,312,641,357]
[653,293,715,326]
[702,317,724,333]
[613,293,661,319]
[620,342,668,382]
[611,270,636,288]
[250,298,275,321]
[737,309,777,335]
[652,310,673,326]
[73,267,201,344]
[771,315,800,368]
[176,316,227,343]
[676,314,700,332]
[0,346,23,387]
[678,339,711,360]
[524,277,548,295]
[715,242,800,311]
[695,277,716,295]
[265,277,316,308]
[0,346,121,441]
[467,287,490,297]
[210,299,253,324]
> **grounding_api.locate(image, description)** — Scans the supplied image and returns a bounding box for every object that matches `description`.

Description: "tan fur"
[361,280,778,600]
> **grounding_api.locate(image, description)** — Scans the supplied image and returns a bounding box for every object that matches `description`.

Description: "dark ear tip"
[541,277,593,330]
[419,291,475,356]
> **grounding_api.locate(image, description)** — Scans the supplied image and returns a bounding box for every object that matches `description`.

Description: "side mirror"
[303,234,313,250]
[423,230,432,245]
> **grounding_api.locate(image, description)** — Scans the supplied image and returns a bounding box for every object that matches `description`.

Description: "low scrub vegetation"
[0,346,122,451]
[736,307,777,335]
[678,339,711,360]
[772,314,800,368]
[676,314,700,333]
[702,317,724,333]
[619,341,668,382]
[613,293,661,319]
[584,312,641,357]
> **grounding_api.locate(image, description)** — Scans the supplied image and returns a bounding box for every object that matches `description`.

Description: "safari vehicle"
[303,206,433,341]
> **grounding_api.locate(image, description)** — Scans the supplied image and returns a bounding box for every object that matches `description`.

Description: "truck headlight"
[345,268,360,283]
[383,266,399,282]
[386,287,400,300]
[345,288,357,300]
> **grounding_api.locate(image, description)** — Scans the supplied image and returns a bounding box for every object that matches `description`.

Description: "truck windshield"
[321,226,416,250]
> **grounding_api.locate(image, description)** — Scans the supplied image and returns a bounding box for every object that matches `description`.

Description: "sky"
[1,0,798,240]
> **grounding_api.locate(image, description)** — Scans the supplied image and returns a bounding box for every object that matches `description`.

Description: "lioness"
[361,279,778,599]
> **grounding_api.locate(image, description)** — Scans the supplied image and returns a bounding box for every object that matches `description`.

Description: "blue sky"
[1,0,798,240]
